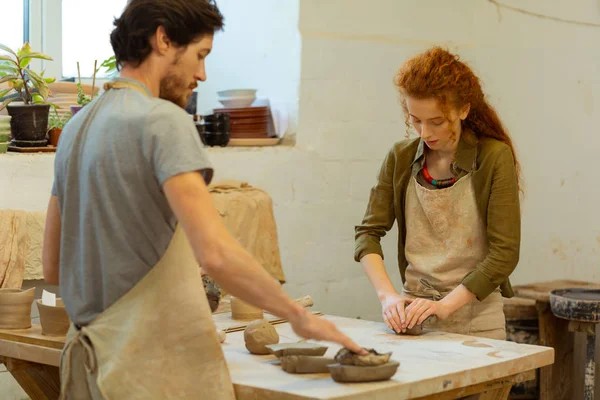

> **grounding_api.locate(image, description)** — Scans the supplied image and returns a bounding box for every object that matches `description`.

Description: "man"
[43,1,363,399]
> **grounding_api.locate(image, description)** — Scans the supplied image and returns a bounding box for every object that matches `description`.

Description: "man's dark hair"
[110,0,224,68]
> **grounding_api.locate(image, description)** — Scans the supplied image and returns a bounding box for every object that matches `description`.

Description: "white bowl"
[218,96,256,108]
[217,89,257,98]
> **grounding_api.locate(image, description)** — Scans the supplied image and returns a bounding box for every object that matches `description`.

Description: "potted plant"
[47,111,70,147]
[99,55,118,77]
[70,61,96,116]
[0,42,55,147]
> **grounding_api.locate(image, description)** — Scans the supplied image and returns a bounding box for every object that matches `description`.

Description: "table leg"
[536,301,574,400]
[0,357,60,400]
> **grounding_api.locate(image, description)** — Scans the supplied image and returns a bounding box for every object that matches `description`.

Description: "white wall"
[196,0,301,134]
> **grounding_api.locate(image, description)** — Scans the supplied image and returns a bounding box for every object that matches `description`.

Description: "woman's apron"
[402,173,506,340]
[58,81,236,400]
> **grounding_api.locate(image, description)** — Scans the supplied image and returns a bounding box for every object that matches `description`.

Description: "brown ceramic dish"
[328,361,400,383]
[265,342,328,358]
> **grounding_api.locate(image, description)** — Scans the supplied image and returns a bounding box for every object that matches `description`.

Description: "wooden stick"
[91,60,97,101]
[77,62,81,85]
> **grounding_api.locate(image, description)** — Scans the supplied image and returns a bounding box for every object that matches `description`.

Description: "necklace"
[422,161,456,189]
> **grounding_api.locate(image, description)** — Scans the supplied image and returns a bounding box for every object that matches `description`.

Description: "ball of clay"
[244,319,279,355]
[217,329,226,343]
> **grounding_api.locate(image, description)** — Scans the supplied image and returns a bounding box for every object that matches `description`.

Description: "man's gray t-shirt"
[52,78,212,325]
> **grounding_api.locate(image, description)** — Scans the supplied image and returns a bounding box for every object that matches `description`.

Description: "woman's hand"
[380,293,412,333]
[404,298,452,329]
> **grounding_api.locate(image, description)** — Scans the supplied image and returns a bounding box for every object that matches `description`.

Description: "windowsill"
[0,135,297,156]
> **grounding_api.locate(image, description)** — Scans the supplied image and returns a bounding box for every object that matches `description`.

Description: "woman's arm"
[355,147,413,332]
[461,145,521,300]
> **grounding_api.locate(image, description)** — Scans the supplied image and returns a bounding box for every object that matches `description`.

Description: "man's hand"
[380,292,412,333]
[288,309,366,355]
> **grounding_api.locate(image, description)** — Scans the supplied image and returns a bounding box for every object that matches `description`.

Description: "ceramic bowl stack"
[217,89,256,108]
[0,115,11,153]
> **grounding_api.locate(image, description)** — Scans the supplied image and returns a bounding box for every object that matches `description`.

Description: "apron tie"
[403,278,446,301]
[59,327,98,400]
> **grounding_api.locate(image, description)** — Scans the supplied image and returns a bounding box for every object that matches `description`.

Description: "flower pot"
[36,299,70,336]
[0,288,35,329]
[70,105,83,116]
[48,128,62,147]
[7,104,50,147]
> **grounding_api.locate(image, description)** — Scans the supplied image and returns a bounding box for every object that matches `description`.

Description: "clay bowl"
[36,299,70,336]
[328,361,400,383]
[0,288,35,329]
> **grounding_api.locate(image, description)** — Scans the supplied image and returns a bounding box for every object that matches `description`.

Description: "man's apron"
[58,81,236,399]
[402,174,506,340]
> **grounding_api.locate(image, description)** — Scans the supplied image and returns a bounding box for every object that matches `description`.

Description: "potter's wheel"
[549,288,600,323]
[549,288,600,399]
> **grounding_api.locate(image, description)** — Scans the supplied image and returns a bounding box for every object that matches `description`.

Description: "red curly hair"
[394,46,522,191]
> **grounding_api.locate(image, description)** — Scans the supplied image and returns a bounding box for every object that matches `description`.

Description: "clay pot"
[36,299,70,336]
[231,297,263,320]
[0,288,35,329]
[6,104,50,147]
[70,105,83,116]
[48,128,62,147]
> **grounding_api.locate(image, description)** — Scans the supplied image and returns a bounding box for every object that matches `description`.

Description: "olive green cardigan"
[354,130,520,300]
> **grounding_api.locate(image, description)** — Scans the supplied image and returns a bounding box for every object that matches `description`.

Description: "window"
[61,0,126,78]
[0,0,27,51]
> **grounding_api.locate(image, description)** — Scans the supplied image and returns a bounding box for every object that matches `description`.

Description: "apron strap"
[103,80,150,97]
[59,327,98,400]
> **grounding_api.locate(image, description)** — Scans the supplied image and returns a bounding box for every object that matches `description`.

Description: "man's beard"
[159,71,193,109]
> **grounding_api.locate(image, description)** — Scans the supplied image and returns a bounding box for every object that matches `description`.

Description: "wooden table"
[514,279,600,400]
[0,315,553,400]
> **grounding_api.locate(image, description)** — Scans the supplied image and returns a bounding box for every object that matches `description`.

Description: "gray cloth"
[52,78,213,325]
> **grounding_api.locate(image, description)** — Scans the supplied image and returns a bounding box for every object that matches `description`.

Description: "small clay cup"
[37,298,70,336]
[231,297,263,320]
[0,288,35,329]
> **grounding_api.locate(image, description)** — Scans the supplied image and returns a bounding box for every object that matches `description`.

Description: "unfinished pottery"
[36,298,70,336]
[328,361,400,383]
[244,319,279,354]
[280,356,335,374]
[0,288,35,329]
[266,342,328,358]
[335,348,392,366]
[202,275,221,312]
[394,315,437,336]
[231,296,264,320]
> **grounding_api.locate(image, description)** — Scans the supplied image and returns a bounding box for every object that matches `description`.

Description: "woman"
[355,47,521,340]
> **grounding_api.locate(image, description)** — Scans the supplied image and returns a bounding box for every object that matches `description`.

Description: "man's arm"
[42,195,61,285]
[163,171,364,353]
